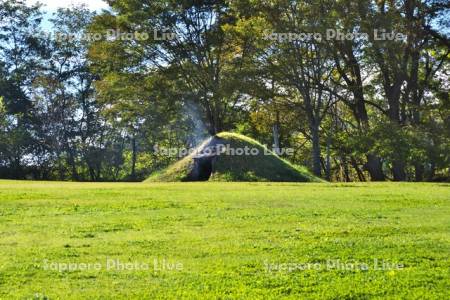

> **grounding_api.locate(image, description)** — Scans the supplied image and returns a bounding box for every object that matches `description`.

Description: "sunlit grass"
[0,181,449,299]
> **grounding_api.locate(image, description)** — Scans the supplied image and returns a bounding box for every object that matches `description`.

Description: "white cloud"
[26,0,109,11]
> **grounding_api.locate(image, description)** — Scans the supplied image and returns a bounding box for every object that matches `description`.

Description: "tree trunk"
[58,153,65,181]
[342,157,351,182]
[130,135,137,180]
[325,134,331,180]
[351,157,366,182]
[427,162,436,181]
[392,160,407,181]
[332,39,386,181]
[414,162,424,182]
[67,149,79,181]
[336,48,385,182]
[88,166,96,181]
[272,123,281,155]
[365,154,385,181]
[311,123,321,177]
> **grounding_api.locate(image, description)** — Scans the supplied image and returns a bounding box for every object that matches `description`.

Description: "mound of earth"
[146,132,322,182]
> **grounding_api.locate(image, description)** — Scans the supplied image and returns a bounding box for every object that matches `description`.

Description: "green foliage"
[0,1,449,182]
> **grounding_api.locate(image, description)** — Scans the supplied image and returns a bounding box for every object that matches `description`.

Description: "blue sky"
[28,0,448,37]
[26,0,109,11]
[26,0,110,30]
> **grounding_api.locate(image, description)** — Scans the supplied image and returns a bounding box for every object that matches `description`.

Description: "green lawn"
[0,181,449,299]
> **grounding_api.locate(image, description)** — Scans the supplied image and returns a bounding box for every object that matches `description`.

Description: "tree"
[89,0,254,134]
[0,0,44,178]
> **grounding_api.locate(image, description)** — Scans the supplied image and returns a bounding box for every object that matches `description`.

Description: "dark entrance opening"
[197,157,213,181]
[188,140,222,181]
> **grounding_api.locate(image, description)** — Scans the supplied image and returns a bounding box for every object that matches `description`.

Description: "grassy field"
[0,181,449,299]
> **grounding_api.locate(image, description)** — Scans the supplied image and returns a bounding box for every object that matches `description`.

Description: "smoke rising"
[182,101,209,147]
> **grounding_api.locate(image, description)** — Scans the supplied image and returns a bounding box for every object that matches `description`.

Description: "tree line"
[0,0,448,181]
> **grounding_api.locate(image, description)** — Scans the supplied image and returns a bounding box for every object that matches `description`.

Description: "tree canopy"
[0,0,448,181]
